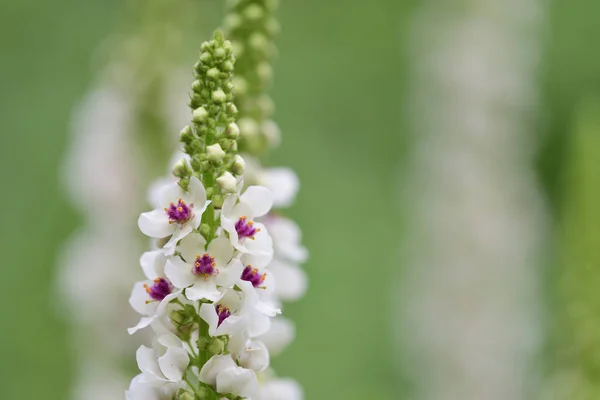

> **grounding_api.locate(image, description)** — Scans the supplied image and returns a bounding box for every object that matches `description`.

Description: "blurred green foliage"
[2,0,600,399]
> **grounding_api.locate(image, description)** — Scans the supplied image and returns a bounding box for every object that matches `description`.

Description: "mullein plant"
[225,1,307,396]
[127,29,305,400]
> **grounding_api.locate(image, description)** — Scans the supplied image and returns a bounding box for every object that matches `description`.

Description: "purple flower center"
[165,199,193,224]
[235,216,259,239]
[193,254,216,277]
[144,278,172,302]
[241,265,267,288]
[215,304,231,327]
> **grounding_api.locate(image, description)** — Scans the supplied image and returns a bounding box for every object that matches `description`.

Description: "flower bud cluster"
[225,0,281,156]
[127,31,295,400]
[178,31,243,209]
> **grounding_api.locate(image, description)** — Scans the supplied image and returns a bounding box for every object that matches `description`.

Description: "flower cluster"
[127,30,304,400]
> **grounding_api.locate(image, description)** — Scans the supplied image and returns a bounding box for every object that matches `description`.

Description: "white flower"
[229,333,270,373]
[262,167,299,208]
[221,186,273,256]
[135,335,189,383]
[217,171,238,193]
[128,250,182,334]
[259,377,304,400]
[263,216,308,264]
[200,281,279,338]
[164,233,243,301]
[257,317,296,356]
[126,374,182,400]
[199,355,259,399]
[138,176,210,255]
[268,258,307,302]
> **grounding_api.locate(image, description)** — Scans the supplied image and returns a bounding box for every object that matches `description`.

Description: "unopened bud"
[207,143,225,163]
[172,159,191,178]
[249,33,268,53]
[263,120,281,148]
[232,154,245,175]
[199,51,212,64]
[208,337,226,355]
[216,171,237,193]
[212,89,227,104]
[213,47,226,60]
[238,117,260,137]
[244,4,264,21]
[232,76,248,97]
[221,60,234,72]
[257,62,273,83]
[180,125,193,143]
[178,392,195,400]
[192,107,209,123]
[207,67,220,80]
[226,122,240,138]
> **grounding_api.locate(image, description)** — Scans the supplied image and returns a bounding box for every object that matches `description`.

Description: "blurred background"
[1,0,600,399]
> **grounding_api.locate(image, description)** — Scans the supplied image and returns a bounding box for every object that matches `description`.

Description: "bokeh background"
[1,0,600,399]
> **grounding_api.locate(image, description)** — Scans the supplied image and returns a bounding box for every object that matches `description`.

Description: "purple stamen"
[165,199,193,223]
[144,278,172,301]
[215,304,231,327]
[235,216,259,239]
[241,265,266,288]
[193,254,216,277]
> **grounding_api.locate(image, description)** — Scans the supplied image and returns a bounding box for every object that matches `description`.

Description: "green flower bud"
[232,154,245,175]
[238,117,260,137]
[207,143,226,163]
[244,4,264,21]
[227,103,239,116]
[217,171,237,193]
[212,89,227,104]
[219,138,234,151]
[199,51,212,64]
[257,61,273,83]
[180,125,193,143]
[232,41,244,58]
[226,122,240,138]
[213,47,226,60]
[207,67,220,80]
[212,193,224,208]
[265,17,281,37]
[173,159,191,178]
[225,13,243,30]
[192,79,203,92]
[201,41,211,52]
[177,392,195,400]
[232,76,247,97]
[221,60,234,73]
[200,223,211,237]
[249,33,268,53]
[208,337,226,355]
[192,107,209,123]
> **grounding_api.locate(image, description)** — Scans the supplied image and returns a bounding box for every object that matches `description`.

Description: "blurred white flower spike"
[128,18,307,398]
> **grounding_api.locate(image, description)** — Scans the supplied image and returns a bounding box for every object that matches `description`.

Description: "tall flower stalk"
[127,30,291,400]
[225,1,308,398]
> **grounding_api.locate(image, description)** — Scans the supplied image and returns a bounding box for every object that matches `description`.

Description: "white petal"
[158,181,185,208]
[158,347,189,382]
[264,167,299,208]
[242,223,274,257]
[164,257,196,289]
[155,291,182,316]
[216,366,259,399]
[237,340,270,372]
[216,258,244,288]
[136,346,165,380]
[270,260,308,301]
[199,303,219,335]
[258,317,296,356]
[246,312,271,338]
[141,250,166,280]
[128,316,155,335]
[260,378,304,400]
[198,354,237,387]
[163,223,194,255]
[186,176,207,206]
[208,235,234,265]
[129,281,158,316]
[240,186,273,217]
[185,280,221,302]
[178,232,207,263]
[138,210,173,239]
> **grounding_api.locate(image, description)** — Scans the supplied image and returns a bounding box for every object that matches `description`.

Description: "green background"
[1,0,600,398]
